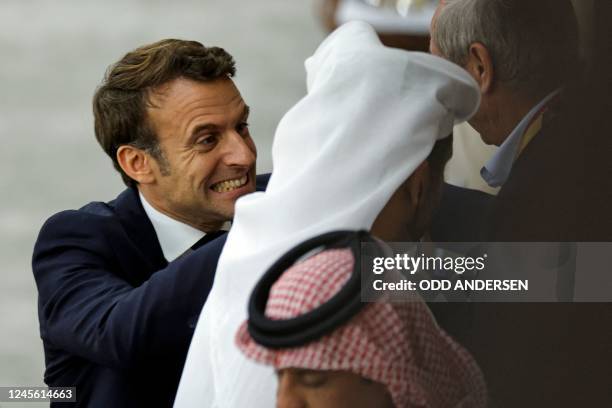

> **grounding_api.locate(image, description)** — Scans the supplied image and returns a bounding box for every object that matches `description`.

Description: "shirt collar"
[139,192,206,262]
[480,90,560,187]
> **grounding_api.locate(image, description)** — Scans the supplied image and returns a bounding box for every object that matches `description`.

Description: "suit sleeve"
[32,210,225,370]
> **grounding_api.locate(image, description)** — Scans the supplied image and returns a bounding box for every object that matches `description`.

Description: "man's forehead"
[146,76,242,110]
[143,76,247,141]
[146,82,172,109]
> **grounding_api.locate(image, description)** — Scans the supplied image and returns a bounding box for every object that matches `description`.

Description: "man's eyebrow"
[293,368,317,376]
[189,123,217,138]
[186,123,219,145]
[188,105,250,141]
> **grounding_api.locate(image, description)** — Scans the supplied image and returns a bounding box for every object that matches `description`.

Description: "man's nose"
[276,376,306,408]
[222,131,256,167]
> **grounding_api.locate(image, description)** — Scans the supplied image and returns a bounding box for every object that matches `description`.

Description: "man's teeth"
[212,176,248,193]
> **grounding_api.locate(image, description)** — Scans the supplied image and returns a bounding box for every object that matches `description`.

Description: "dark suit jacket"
[432,103,571,243]
[431,183,493,243]
[432,110,612,406]
[32,174,270,408]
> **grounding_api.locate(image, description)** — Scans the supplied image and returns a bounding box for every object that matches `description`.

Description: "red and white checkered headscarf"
[236,248,487,408]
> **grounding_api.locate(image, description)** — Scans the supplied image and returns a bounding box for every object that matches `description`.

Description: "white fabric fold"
[174,21,480,408]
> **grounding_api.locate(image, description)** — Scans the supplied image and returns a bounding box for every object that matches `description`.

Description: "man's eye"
[195,134,218,146]
[298,371,329,388]
[236,122,250,136]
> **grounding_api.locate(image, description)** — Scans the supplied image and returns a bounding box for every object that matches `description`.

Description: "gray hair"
[432,0,580,98]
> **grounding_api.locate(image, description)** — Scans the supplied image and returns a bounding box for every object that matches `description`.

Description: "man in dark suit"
[32,39,266,407]
[428,2,612,407]
[429,0,580,241]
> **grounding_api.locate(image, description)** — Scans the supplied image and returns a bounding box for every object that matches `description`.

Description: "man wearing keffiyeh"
[236,244,487,408]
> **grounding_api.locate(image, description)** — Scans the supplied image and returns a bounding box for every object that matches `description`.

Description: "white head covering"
[174,21,480,408]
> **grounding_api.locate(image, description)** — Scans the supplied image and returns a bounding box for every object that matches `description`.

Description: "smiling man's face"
[143,76,257,231]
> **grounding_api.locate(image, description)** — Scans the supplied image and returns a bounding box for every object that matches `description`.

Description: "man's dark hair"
[93,39,236,187]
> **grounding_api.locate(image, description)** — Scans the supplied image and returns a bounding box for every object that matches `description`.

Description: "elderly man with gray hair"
[430,0,578,147]
[429,0,580,239]
[427,2,605,407]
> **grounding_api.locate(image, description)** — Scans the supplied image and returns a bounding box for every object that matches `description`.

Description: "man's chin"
[210,193,252,222]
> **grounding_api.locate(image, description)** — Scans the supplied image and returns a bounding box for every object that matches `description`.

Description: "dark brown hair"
[93,39,236,187]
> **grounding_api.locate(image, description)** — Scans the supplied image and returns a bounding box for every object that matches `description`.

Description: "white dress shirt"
[139,192,206,262]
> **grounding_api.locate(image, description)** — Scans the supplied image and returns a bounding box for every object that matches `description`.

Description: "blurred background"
[0,0,325,393]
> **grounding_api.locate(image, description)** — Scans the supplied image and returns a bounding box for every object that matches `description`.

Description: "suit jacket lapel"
[108,175,270,279]
[112,188,168,275]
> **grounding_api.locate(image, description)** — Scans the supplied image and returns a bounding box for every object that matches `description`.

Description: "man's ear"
[405,161,431,209]
[116,145,155,185]
[465,42,494,94]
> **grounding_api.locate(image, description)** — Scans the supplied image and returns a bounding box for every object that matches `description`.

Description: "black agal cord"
[247,230,382,349]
